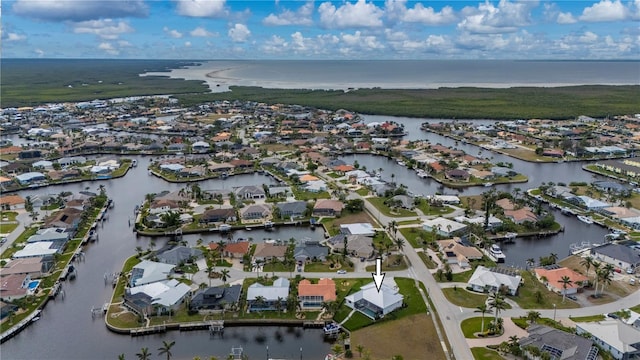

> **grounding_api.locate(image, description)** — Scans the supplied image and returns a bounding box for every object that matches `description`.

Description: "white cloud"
[456,32,509,50]
[98,42,119,55]
[457,0,536,34]
[403,4,457,25]
[263,1,314,26]
[228,23,250,42]
[34,48,45,57]
[12,0,148,22]
[73,19,133,40]
[556,12,577,24]
[580,0,629,22]
[5,33,27,42]
[185,41,192,47]
[579,31,599,43]
[163,26,183,38]
[318,0,384,29]
[261,35,289,54]
[190,27,216,37]
[341,31,384,50]
[175,0,228,18]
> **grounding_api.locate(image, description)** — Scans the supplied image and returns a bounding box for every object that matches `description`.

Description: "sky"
[1,0,639,59]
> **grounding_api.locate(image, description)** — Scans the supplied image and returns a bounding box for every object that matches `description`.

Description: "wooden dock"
[130,325,167,336]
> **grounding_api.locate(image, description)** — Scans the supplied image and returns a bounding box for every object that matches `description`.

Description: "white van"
[630,278,636,286]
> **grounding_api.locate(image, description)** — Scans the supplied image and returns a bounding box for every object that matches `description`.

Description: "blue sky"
[2,0,639,59]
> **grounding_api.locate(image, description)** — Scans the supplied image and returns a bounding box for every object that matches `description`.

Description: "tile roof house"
[503,208,538,224]
[577,320,640,360]
[344,282,404,320]
[234,185,266,199]
[149,199,180,214]
[0,256,54,279]
[467,266,522,295]
[437,238,484,268]
[156,246,203,266]
[129,260,176,287]
[200,208,237,223]
[190,284,242,311]
[0,274,30,301]
[534,266,589,295]
[253,243,288,262]
[312,199,344,217]
[240,203,272,220]
[298,278,337,310]
[520,324,598,360]
[0,194,25,210]
[43,207,83,232]
[246,278,290,312]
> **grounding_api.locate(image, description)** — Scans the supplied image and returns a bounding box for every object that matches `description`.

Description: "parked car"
[0,237,7,245]
[567,294,578,301]
[606,313,619,319]
[336,270,347,274]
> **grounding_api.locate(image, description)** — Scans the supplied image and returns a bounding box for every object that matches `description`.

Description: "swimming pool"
[27,280,40,292]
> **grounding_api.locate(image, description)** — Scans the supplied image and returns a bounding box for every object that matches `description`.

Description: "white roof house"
[160,163,185,172]
[467,266,522,296]
[422,217,467,237]
[13,242,59,258]
[432,195,460,204]
[247,277,290,302]
[129,260,176,287]
[128,279,191,308]
[344,282,404,319]
[340,223,375,236]
[454,215,503,228]
[576,320,640,360]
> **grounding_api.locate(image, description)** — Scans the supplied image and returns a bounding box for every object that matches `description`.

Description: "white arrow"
[372,257,385,292]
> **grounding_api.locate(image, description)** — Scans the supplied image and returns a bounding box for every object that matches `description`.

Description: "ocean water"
[144,60,640,92]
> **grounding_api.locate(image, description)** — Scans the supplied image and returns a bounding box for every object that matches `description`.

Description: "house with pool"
[344,282,403,320]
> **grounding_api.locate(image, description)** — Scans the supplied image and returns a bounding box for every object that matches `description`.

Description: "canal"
[2,157,333,360]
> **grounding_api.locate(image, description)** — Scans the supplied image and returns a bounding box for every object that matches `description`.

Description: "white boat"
[577,215,594,224]
[489,244,506,263]
[484,182,494,187]
[218,224,232,232]
[32,316,41,322]
[397,160,406,166]
[131,159,138,167]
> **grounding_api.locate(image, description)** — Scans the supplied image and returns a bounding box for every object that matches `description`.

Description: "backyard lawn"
[367,197,418,217]
[442,288,488,308]
[471,347,505,360]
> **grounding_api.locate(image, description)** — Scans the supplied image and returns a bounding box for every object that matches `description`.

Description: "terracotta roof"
[224,241,250,255]
[298,278,337,301]
[0,194,25,206]
[535,267,588,290]
[333,165,354,172]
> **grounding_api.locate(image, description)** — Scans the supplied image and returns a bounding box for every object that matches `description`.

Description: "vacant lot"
[351,314,445,360]
[322,211,379,235]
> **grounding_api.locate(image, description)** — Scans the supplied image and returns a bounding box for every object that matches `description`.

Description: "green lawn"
[630,304,640,313]
[1,226,38,259]
[364,254,408,272]
[304,259,354,272]
[397,219,423,226]
[471,347,505,360]
[0,211,19,221]
[418,252,438,269]
[399,227,435,248]
[367,197,418,217]
[442,288,488,308]
[355,188,369,196]
[461,317,490,338]
[569,314,606,322]
[0,223,18,234]
[415,200,455,216]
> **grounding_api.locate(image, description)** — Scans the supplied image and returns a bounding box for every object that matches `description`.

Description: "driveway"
[466,317,529,347]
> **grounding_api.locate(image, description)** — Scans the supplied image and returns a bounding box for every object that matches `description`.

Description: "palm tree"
[549,253,558,264]
[253,295,266,311]
[558,276,573,302]
[526,310,541,324]
[597,264,614,296]
[355,344,365,357]
[580,256,594,277]
[488,291,506,324]
[322,300,340,316]
[158,340,176,360]
[136,347,151,360]
[274,297,283,313]
[474,304,488,333]
[219,269,230,286]
[206,265,214,286]
[216,240,226,263]
[395,238,405,253]
[526,258,535,270]
[118,354,126,360]
[591,261,601,292]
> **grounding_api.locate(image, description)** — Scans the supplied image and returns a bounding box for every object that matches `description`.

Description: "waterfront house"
[294,241,329,263]
[191,141,211,153]
[240,203,272,221]
[27,228,70,247]
[190,284,242,311]
[0,301,18,320]
[503,208,538,224]
[48,169,81,181]
[591,243,640,273]
[345,235,375,259]
[125,279,191,316]
[129,260,176,287]
[534,266,588,295]
[312,199,344,217]
[43,208,82,233]
[344,282,403,320]
[156,246,203,266]
[149,199,180,214]
[467,266,522,295]
[437,238,483,269]
[422,218,467,237]
[246,277,290,312]
[297,278,337,310]
[576,320,640,360]
[200,208,237,223]
[57,156,87,167]
[567,195,611,210]
[234,185,266,200]
[0,274,30,301]
[15,172,46,185]
[445,169,470,182]
[275,201,307,219]
[0,256,54,279]
[253,243,287,262]
[159,163,185,173]
[208,162,235,173]
[217,241,251,259]
[519,324,598,360]
[340,223,375,236]
[12,242,61,259]
[0,194,25,210]
[32,160,53,170]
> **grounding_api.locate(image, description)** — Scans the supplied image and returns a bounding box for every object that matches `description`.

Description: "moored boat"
[489,244,506,263]
[577,215,594,224]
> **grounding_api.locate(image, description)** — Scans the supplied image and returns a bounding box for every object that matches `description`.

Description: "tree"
[160,211,181,228]
[526,258,535,270]
[252,295,266,311]
[581,256,594,279]
[395,238,405,253]
[216,240,226,263]
[558,275,573,302]
[206,265,214,286]
[220,268,230,286]
[158,340,176,360]
[488,291,506,324]
[481,189,497,229]
[526,311,541,324]
[136,347,151,360]
[475,304,488,333]
[118,354,126,360]
[355,345,364,357]
[549,253,558,264]
[322,300,340,316]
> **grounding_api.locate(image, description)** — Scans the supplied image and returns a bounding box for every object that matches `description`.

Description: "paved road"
[0,210,33,253]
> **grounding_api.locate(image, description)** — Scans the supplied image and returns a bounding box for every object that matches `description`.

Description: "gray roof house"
[294,241,329,262]
[520,324,598,360]
[190,284,242,311]
[346,235,375,259]
[577,320,640,360]
[276,201,308,219]
[591,243,640,272]
[234,185,266,199]
[247,278,290,312]
[156,246,203,266]
[240,203,272,220]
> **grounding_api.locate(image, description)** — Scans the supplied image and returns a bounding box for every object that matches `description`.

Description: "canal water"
[2,116,614,358]
[2,160,333,360]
